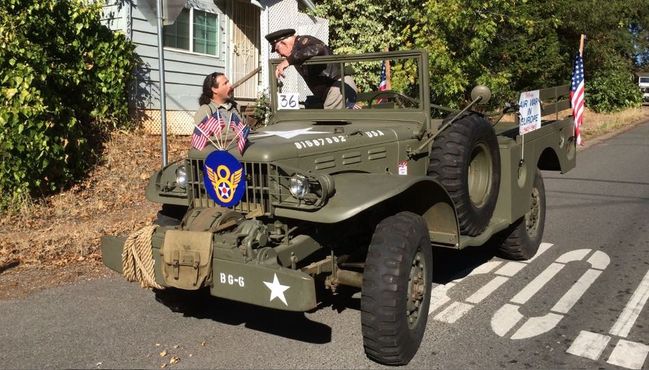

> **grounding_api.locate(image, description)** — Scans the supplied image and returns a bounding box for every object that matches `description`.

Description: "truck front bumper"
[100,233,317,312]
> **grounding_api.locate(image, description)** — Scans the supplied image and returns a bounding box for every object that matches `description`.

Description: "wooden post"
[579,34,585,57]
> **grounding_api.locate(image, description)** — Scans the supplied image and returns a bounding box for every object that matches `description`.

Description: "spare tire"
[427,114,500,236]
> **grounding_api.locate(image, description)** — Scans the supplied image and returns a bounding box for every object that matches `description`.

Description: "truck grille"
[188,159,278,215]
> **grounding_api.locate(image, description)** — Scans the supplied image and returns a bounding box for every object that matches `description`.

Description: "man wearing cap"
[265,29,357,109]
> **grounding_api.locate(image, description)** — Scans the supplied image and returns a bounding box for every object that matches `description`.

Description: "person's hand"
[275,59,289,79]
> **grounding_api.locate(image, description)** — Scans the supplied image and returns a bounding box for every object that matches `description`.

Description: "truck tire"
[361,211,432,365]
[496,169,546,260]
[427,114,501,236]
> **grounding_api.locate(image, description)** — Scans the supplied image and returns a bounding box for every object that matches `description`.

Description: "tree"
[313,0,648,111]
[0,0,137,209]
[312,0,418,91]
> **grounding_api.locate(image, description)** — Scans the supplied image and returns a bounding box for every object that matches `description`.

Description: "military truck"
[101,50,576,365]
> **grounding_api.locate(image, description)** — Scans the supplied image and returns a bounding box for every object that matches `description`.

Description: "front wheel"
[361,212,432,365]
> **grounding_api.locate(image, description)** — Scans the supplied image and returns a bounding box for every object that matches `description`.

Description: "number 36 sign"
[277,93,299,110]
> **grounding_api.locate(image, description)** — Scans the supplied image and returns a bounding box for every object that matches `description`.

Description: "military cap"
[265,28,296,51]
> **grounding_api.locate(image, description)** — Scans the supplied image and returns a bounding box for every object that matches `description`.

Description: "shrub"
[0,0,137,210]
[587,70,643,113]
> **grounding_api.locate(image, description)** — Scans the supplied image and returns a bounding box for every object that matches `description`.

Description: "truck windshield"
[270,52,423,112]
[640,77,649,83]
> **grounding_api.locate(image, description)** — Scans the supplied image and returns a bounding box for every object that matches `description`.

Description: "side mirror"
[471,85,491,105]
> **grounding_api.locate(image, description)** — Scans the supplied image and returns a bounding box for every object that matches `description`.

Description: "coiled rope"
[121,225,164,289]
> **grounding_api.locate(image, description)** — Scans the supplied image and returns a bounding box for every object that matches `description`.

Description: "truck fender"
[145,160,190,206]
[274,173,460,246]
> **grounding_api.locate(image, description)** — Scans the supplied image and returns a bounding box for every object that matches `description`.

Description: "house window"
[163,8,219,56]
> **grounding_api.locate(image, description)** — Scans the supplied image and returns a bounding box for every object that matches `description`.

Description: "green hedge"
[0,0,137,209]
[586,70,643,113]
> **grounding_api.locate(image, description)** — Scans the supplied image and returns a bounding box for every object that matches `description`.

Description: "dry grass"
[0,131,190,269]
[580,106,649,141]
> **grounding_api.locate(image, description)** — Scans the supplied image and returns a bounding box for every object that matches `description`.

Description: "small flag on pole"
[570,52,585,146]
[229,112,250,154]
[379,61,388,92]
[191,111,224,150]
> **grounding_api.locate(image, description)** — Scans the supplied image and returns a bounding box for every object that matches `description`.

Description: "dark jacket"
[286,35,340,100]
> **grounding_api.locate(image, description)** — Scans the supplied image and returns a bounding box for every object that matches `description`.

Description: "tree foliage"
[587,71,643,113]
[0,0,137,209]
[312,0,648,111]
[312,0,419,91]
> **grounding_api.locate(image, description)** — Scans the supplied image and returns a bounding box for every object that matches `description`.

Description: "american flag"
[379,61,388,91]
[230,112,250,154]
[570,53,585,145]
[374,61,388,105]
[191,111,224,150]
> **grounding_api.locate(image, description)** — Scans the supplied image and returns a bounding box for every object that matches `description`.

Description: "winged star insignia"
[203,151,246,207]
[207,165,242,204]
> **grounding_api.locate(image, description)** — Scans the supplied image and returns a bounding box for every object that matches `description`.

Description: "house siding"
[99,1,129,34]
[100,0,328,134]
[130,4,228,111]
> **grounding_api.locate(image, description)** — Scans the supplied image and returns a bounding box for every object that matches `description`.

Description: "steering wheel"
[367,91,419,108]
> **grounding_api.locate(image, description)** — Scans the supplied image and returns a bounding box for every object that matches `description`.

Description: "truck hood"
[191,120,421,163]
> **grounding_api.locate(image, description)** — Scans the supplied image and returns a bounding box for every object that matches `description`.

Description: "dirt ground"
[0,132,190,299]
[1,107,648,300]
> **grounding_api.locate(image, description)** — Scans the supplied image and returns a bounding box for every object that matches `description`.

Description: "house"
[101,0,328,134]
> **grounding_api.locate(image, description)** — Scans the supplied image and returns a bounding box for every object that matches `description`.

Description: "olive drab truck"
[101,50,576,365]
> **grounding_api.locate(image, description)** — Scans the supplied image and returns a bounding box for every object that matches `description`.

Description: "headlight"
[289,174,309,199]
[175,165,187,188]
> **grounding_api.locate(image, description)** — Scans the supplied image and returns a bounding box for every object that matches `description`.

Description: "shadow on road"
[151,242,501,344]
[432,242,500,284]
[154,288,332,344]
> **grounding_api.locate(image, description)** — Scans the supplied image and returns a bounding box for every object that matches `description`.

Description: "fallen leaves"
[0,131,190,273]
[156,342,189,368]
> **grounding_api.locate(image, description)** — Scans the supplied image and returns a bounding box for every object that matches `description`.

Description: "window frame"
[163,7,220,57]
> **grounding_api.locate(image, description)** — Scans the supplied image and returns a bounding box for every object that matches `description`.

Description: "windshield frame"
[268,50,430,119]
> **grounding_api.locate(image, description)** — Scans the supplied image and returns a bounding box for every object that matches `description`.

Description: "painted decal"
[219,273,245,287]
[203,150,246,207]
[294,135,346,150]
[263,273,290,306]
[398,160,408,175]
[250,127,329,139]
[364,130,385,138]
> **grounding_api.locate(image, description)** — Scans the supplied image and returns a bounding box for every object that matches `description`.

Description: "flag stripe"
[570,53,585,145]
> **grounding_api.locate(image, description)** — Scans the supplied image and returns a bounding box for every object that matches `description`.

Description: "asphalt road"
[1,121,649,369]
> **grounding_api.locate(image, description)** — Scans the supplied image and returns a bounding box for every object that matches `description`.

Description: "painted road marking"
[429,243,553,323]
[466,276,509,304]
[567,330,611,360]
[566,269,649,369]
[491,249,610,339]
[610,269,649,337]
[607,340,649,369]
[494,261,526,277]
[510,263,564,305]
